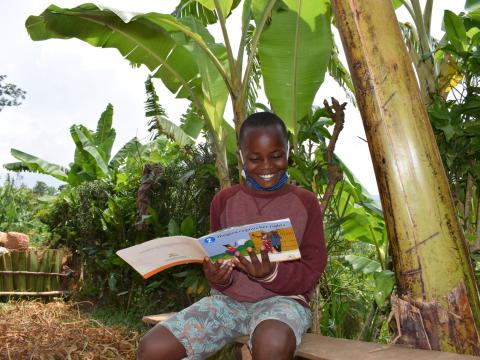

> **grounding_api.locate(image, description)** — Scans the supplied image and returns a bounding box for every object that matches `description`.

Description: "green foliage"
[252,0,333,143]
[288,107,389,340]
[428,8,480,239]
[40,138,220,312]
[4,104,142,186]
[0,75,26,111]
[0,175,53,246]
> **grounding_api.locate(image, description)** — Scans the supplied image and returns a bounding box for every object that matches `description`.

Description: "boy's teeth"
[259,174,274,179]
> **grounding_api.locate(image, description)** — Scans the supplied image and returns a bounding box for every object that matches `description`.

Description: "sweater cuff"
[254,263,279,283]
[210,274,233,291]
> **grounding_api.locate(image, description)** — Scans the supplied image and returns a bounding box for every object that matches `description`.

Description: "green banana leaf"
[196,0,234,16]
[373,270,395,307]
[344,254,381,275]
[252,0,332,136]
[4,149,68,182]
[94,103,116,162]
[26,4,230,174]
[154,115,196,147]
[70,124,109,178]
[26,4,221,113]
[109,137,142,170]
[179,16,229,134]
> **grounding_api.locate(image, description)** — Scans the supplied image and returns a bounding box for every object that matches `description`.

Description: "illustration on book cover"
[200,219,298,262]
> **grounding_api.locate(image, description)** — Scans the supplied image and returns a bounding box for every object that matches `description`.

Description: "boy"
[138,112,327,360]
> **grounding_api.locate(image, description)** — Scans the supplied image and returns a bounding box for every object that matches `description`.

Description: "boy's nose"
[261,158,272,168]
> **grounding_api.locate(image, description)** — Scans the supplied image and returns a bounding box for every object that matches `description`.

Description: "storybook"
[116,218,300,279]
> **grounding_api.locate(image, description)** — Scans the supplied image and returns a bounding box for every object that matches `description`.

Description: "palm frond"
[4,149,68,182]
[180,105,205,139]
[328,43,356,106]
[109,137,142,170]
[245,23,262,115]
[145,76,169,140]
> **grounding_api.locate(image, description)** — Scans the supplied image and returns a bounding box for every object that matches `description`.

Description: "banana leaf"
[4,149,68,182]
[252,0,332,137]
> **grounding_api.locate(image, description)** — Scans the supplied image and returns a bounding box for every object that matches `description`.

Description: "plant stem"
[214,0,238,88]
[239,0,277,118]
[358,301,377,341]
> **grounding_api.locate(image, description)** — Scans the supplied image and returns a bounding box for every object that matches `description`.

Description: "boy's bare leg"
[251,319,296,360]
[137,325,187,360]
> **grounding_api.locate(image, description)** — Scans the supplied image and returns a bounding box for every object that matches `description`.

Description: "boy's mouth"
[258,174,275,181]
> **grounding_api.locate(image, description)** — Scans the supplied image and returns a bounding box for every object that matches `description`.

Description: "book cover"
[116,218,300,278]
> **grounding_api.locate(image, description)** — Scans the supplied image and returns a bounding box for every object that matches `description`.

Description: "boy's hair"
[239,112,288,147]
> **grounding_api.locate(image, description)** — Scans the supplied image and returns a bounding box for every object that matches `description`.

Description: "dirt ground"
[0,300,139,360]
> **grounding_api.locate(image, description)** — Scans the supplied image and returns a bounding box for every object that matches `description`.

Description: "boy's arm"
[254,196,327,295]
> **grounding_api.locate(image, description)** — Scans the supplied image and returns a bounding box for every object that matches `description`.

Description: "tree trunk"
[213,134,231,189]
[331,0,480,355]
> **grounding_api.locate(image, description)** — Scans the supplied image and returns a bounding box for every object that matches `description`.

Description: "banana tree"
[332,0,480,354]
[4,104,143,186]
[25,0,332,184]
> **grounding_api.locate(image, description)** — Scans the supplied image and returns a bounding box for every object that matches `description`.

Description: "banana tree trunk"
[331,0,480,355]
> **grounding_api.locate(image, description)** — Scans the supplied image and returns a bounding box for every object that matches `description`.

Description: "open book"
[117,218,300,278]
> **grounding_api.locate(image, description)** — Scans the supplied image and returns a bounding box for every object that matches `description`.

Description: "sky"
[0,1,465,195]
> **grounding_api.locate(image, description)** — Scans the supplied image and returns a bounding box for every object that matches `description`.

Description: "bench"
[143,314,478,360]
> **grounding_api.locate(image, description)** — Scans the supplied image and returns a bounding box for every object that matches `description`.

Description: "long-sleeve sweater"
[209,183,327,307]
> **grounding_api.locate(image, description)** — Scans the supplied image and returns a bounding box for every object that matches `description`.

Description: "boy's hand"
[203,257,233,286]
[233,247,273,278]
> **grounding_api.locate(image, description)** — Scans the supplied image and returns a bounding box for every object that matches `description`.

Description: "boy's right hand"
[203,257,233,286]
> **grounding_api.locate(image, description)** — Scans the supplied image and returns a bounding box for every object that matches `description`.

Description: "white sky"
[0,1,465,195]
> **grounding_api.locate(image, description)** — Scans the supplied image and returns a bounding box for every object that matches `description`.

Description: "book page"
[198,218,301,263]
[116,236,206,278]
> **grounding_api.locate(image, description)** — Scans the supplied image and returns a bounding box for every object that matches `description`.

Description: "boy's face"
[242,126,288,188]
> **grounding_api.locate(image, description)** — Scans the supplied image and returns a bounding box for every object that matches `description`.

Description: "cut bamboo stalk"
[27,249,38,291]
[0,271,70,276]
[37,249,46,291]
[2,253,14,292]
[0,253,4,291]
[43,250,53,291]
[17,251,28,291]
[0,291,64,296]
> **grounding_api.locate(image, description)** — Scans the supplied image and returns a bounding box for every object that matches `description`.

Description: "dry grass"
[0,300,140,360]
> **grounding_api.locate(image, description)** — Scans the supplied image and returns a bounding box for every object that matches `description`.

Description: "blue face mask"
[243,165,289,191]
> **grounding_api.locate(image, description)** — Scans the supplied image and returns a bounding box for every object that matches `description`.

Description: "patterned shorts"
[160,290,311,359]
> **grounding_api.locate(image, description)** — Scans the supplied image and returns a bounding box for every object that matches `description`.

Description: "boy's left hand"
[233,247,273,278]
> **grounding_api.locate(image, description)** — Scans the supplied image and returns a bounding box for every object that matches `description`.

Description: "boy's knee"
[251,320,296,358]
[137,325,186,360]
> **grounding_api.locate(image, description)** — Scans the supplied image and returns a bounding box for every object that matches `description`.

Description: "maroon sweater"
[209,184,327,307]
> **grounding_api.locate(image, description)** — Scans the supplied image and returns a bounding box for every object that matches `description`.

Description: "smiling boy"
[138,112,327,360]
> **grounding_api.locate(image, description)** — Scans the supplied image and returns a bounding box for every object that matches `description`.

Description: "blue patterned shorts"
[160,290,311,359]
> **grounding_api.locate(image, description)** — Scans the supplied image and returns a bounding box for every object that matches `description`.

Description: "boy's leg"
[251,319,296,359]
[139,293,250,360]
[248,297,311,360]
[137,325,186,360]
